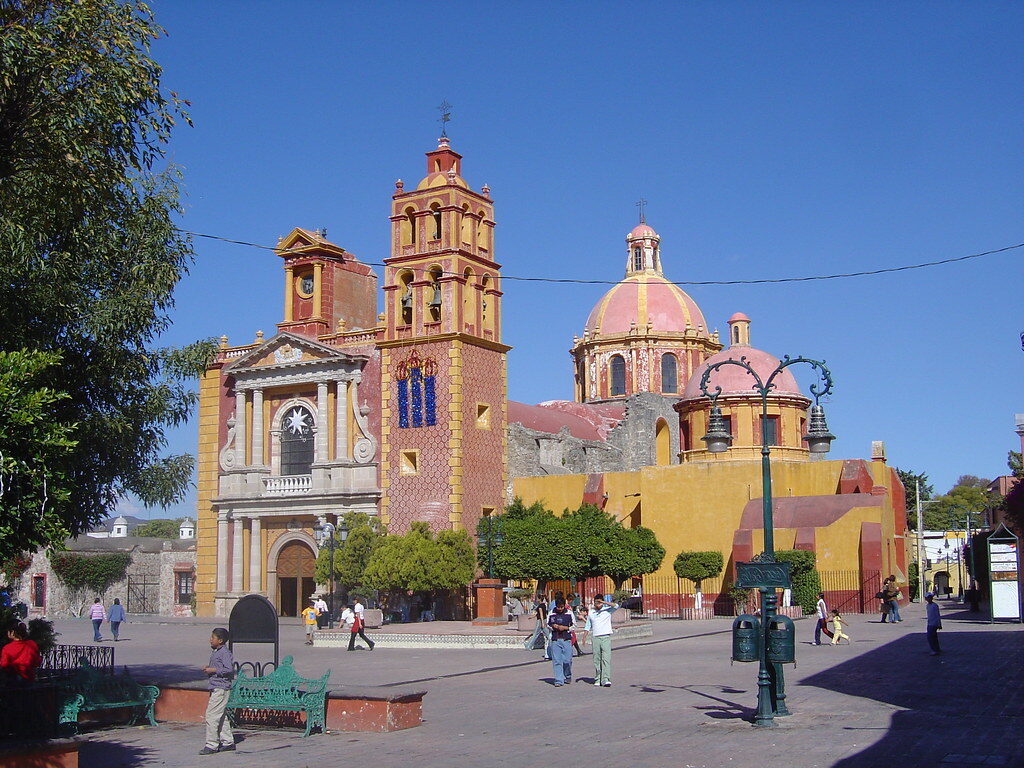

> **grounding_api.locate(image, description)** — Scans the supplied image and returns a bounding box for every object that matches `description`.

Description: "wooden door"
[276,541,316,617]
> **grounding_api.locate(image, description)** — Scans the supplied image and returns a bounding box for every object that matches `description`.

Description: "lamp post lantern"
[313,520,337,629]
[700,354,834,728]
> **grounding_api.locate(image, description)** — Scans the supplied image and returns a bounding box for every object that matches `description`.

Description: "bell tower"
[378,136,509,536]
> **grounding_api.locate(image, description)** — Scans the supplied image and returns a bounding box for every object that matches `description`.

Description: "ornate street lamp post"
[313,521,337,629]
[478,509,504,578]
[700,354,834,728]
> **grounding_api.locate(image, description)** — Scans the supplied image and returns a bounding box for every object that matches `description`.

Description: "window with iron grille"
[175,571,194,605]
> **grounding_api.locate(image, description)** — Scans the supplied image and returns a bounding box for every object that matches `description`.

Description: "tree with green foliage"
[362,523,476,614]
[896,468,933,530]
[132,518,182,539]
[773,549,822,615]
[924,477,996,531]
[0,0,216,556]
[0,350,77,560]
[484,499,589,590]
[314,513,383,593]
[673,551,724,610]
[0,606,57,655]
[50,552,131,615]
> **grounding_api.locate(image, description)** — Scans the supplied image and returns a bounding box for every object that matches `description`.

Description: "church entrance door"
[275,541,316,617]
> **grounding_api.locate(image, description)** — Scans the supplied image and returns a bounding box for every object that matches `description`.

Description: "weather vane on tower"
[635,197,647,224]
[437,100,453,138]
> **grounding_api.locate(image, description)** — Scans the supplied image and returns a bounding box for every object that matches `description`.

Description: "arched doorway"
[275,540,316,617]
[655,418,671,465]
[933,571,951,597]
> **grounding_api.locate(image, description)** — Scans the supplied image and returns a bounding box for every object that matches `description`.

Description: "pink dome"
[728,312,750,323]
[585,273,709,337]
[681,346,805,400]
[628,223,659,239]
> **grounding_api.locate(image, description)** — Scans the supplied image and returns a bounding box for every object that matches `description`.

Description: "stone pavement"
[69,600,1023,768]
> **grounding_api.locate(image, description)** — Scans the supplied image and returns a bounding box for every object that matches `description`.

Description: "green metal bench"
[226,655,330,737]
[57,660,159,733]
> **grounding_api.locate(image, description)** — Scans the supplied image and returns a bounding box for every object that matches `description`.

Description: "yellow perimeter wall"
[513,457,905,580]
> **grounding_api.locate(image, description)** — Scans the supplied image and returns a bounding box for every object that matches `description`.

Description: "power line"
[181,229,1023,287]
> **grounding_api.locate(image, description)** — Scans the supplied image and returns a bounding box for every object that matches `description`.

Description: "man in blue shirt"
[547,598,574,686]
[200,627,235,755]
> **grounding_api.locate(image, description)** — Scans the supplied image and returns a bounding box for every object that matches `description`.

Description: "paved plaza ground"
[56,599,1023,768]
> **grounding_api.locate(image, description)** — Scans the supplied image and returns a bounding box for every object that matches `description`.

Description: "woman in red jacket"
[0,622,42,684]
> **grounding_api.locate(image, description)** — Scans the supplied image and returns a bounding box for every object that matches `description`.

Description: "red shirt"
[1,639,41,681]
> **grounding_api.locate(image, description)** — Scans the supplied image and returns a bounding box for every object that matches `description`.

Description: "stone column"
[216,512,229,593]
[336,379,349,461]
[315,381,329,463]
[234,389,247,468]
[251,389,265,467]
[249,516,262,592]
[231,515,244,593]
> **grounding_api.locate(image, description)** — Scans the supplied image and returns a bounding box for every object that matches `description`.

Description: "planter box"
[679,607,716,620]
[516,614,536,631]
[611,609,630,625]
[362,609,384,629]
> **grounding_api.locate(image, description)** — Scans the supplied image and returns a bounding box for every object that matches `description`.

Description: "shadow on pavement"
[79,739,153,768]
[129,663,205,685]
[800,624,1023,767]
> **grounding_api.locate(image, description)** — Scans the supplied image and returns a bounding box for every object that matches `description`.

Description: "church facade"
[195,136,907,618]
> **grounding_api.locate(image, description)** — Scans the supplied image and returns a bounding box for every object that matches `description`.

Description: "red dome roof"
[681,346,805,400]
[585,273,709,337]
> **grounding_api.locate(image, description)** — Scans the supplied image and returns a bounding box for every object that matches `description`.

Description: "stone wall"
[507,393,680,485]
[15,540,196,619]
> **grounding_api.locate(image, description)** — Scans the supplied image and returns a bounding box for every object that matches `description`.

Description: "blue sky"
[133,2,1023,519]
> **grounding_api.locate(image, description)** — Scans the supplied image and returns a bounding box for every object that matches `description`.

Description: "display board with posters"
[988,523,1021,623]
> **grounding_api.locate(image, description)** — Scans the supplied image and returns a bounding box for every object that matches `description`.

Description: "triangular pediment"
[275,228,347,259]
[225,332,354,372]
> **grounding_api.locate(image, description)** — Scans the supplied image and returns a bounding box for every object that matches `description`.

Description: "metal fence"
[513,570,884,620]
[37,643,115,679]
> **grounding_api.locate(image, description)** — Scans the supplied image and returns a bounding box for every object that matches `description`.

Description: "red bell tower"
[377,137,509,536]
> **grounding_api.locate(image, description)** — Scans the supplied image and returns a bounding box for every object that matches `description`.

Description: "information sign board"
[987,526,1021,623]
[735,561,792,590]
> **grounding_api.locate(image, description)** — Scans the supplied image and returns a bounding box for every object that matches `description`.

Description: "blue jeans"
[550,639,572,684]
[927,626,941,653]
[92,619,103,641]
[814,618,825,644]
[889,600,902,621]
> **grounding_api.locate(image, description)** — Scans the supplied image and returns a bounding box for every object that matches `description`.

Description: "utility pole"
[916,480,926,602]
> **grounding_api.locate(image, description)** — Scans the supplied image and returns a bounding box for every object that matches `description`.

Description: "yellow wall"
[514,457,904,581]
[195,368,223,616]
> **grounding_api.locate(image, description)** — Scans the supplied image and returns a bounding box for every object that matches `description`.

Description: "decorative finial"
[437,100,453,138]
[219,334,228,349]
[635,197,647,224]
[315,227,328,238]
[395,179,404,192]
[255,330,264,343]
[481,183,490,196]
[336,318,347,332]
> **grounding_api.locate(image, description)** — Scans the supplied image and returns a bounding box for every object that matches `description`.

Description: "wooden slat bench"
[57,660,159,733]
[226,655,330,737]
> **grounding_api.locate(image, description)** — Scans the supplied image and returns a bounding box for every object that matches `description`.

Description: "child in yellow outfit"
[829,609,850,645]
[301,599,320,646]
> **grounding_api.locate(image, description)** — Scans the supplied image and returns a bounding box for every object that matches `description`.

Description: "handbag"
[875,591,886,600]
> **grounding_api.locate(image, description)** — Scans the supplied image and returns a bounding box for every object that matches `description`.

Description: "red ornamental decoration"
[395,350,436,380]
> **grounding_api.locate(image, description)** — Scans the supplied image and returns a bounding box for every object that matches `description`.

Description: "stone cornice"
[377,332,511,353]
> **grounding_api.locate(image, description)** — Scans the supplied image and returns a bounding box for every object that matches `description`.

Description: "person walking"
[925,592,943,655]
[585,593,618,687]
[524,593,552,658]
[89,598,106,642]
[829,609,850,645]
[347,603,375,651]
[301,598,319,645]
[314,594,330,629]
[199,627,234,755]
[108,598,126,641]
[878,577,893,623]
[886,575,903,622]
[547,598,574,686]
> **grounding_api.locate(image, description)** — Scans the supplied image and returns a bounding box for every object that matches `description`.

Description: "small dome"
[628,223,659,240]
[586,273,709,337]
[113,516,128,526]
[728,312,750,323]
[681,346,804,400]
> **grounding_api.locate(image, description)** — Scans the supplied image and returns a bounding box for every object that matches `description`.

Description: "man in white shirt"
[584,594,618,687]
[314,595,330,629]
[814,592,829,645]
